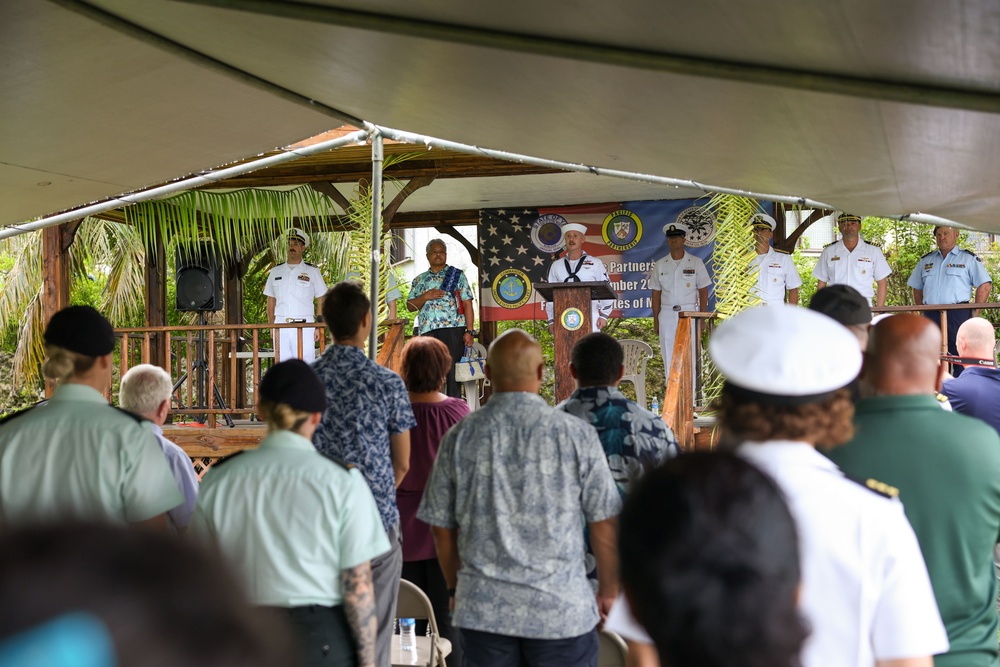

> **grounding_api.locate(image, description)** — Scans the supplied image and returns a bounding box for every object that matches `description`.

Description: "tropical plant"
[706,193,763,320]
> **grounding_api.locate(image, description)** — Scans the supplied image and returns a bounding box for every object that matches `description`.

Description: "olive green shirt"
[828,394,1000,667]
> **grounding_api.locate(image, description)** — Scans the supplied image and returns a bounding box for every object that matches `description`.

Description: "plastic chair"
[395,579,452,667]
[618,339,653,408]
[597,629,629,667]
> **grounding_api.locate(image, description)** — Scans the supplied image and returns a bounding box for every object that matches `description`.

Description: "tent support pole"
[369,132,384,360]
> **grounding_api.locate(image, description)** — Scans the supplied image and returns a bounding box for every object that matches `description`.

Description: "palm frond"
[707,194,764,320]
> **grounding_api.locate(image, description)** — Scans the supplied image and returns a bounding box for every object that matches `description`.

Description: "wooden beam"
[309,181,354,215]
[778,208,829,252]
[383,175,436,230]
[435,225,480,267]
[205,157,563,189]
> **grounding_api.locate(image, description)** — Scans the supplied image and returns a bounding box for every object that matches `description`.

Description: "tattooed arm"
[341,561,376,667]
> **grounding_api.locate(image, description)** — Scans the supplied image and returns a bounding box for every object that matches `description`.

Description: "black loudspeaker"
[175,242,223,312]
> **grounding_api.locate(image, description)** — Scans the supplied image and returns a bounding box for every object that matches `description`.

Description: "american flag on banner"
[479,203,623,322]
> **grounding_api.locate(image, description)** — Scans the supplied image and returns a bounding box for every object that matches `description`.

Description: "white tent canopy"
[6,0,1000,230]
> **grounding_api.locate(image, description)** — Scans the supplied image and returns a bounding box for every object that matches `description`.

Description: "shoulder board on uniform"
[774,247,792,255]
[843,473,899,498]
[210,450,246,470]
[112,406,148,425]
[823,240,838,248]
[864,240,882,249]
[320,453,354,471]
[0,400,46,426]
[936,392,950,404]
[919,249,937,259]
[305,262,318,268]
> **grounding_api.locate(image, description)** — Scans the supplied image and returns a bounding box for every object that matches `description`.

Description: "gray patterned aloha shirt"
[556,386,678,586]
[418,392,621,639]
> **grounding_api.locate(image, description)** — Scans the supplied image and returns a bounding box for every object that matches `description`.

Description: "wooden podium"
[535,281,617,402]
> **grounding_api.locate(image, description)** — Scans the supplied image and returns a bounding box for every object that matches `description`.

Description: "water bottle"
[399,618,415,651]
[651,396,659,415]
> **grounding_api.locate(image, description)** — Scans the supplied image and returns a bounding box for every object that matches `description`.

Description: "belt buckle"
[672,305,682,312]
[285,318,306,323]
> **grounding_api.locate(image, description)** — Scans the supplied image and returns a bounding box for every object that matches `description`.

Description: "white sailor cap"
[750,213,776,230]
[560,222,588,238]
[662,222,689,237]
[287,227,309,248]
[709,304,861,404]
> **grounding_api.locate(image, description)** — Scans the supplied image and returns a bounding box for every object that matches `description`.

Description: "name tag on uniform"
[830,256,840,261]
[274,276,282,281]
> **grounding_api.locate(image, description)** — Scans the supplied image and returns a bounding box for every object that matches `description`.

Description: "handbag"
[455,345,486,383]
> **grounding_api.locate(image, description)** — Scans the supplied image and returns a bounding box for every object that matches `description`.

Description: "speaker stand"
[171,313,235,428]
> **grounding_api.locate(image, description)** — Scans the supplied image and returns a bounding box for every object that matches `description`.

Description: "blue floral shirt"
[557,386,678,585]
[418,392,621,639]
[409,265,474,335]
[312,344,416,532]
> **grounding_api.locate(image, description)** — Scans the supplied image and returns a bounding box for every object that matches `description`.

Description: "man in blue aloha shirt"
[556,332,678,588]
[313,281,417,667]
[407,239,475,398]
[419,329,621,667]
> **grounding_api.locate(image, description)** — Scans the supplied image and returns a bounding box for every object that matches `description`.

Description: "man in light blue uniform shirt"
[908,226,992,375]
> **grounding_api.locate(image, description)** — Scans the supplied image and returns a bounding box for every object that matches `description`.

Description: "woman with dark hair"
[397,336,469,665]
[608,304,947,667]
[619,452,806,667]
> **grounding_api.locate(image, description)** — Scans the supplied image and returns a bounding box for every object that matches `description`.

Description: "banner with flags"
[479,199,718,322]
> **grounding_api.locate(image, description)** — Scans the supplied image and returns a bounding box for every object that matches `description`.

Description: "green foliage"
[853,217,936,307]
[706,194,762,320]
[792,250,819,306]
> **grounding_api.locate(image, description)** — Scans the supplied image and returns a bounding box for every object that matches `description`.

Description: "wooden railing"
[114,320,409,427]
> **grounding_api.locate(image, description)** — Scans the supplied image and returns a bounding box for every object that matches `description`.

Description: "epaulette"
[936,392,950,404]
[775,247,792,255]
[112,406,148,425]
[305,262,318,268]
[823,240,838,248]
[919,249,937,259]
[843,473,899,498]
[211,451,245,469]
[0,401,46,426]
[320,453,354,471]
[865,240,883,249]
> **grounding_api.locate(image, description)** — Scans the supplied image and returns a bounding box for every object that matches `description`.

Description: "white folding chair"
[618,339,653,408]
[598,628,629,667]
[394,579,452,667]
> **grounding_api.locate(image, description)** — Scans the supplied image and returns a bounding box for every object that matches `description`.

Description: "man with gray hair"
[120,364,199,533]
[407,239,475,397]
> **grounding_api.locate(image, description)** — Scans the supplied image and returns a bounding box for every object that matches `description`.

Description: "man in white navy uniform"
[649,222,711,380]
[750,213,800,305]
[606,304,949,667]
[264,228,327,363]
[546,222,614,332]
[813,213,892,307]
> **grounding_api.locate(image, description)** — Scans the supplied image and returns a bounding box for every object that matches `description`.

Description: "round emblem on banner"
[491,268,532,309]
[601,209,643,252]
[675,206,717,247]
[530,214,568,253]
[560,307,585,331]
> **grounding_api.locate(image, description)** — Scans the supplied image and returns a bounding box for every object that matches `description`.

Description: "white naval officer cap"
[709,303,862,405]
[662,222,689,237]
[286,227,310,248]
[750,213,777,230]
[560,222,588,238]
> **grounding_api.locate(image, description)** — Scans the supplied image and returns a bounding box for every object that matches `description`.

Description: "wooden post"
[225,259,245,408]
[144,226,168,371]
[41,221,79,396]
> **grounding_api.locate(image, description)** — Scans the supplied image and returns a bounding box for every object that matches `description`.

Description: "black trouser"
[423,326,466,398]
[263,604,357,667]
[925,306,972,377]
[402,559,462,667]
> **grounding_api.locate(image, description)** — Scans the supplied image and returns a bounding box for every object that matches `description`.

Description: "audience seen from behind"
[619,452,807,667]
[397,336,469,666]
[194,359,388,667]
[556,332,677,588]
[607,304,947,667]
[940,316,1000,434]
[0,305,180,530]
[828,314,1000,667]
[312,281,416,667]
[419,329,621,667]
[119,364,199,534]
[0,522,294,667]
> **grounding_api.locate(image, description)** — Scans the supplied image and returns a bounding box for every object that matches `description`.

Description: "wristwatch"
[464,330,474,336]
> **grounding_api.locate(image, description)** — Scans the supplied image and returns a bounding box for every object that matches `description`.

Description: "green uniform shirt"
[0,384,183,524]
[193,430,390,607]
[828,394,1000,667]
